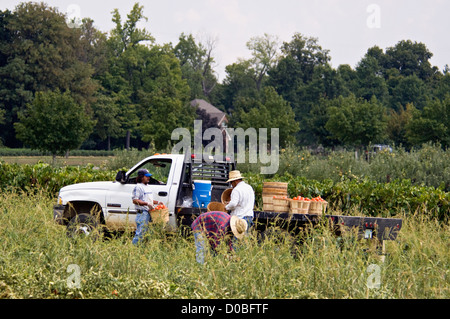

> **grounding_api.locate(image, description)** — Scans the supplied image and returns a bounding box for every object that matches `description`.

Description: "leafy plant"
[0,161,115,197]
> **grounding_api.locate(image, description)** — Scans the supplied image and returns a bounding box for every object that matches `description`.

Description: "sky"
[1,0,449,81]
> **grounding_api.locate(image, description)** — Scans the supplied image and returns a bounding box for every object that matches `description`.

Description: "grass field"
[0,156,113,167]
[0,190,448,299]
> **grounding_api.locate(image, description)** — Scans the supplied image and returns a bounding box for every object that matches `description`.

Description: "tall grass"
[0,191,448,299]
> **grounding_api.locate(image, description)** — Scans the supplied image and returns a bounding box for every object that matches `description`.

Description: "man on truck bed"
[225,170,255,231]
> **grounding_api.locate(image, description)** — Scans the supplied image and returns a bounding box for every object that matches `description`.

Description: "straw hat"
[226,170,244,183]
[230,215,248,240]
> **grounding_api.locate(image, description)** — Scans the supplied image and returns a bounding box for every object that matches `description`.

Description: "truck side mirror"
[115,170,127,184]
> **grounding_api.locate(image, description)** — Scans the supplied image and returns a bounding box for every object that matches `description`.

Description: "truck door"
[105,158,175,230]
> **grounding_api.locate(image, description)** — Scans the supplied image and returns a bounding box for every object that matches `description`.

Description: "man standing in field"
[131,169,162,245]
[191,211,247,264]
[225,170,255,231]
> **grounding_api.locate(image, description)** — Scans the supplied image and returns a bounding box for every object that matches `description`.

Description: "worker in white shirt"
[225,170,255,231]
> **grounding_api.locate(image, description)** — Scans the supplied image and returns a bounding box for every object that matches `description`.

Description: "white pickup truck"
[53,153,402,248]
[53,153,234,236]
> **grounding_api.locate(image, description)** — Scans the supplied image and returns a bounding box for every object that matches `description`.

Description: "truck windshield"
[128,159,172,185]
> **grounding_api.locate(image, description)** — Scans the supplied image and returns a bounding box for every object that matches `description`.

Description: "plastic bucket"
[192,180,212,208]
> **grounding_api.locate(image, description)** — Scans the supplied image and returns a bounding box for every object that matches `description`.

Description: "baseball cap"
[137,169,152,177]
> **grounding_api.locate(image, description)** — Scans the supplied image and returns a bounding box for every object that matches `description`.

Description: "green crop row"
[0,148,115,157]
[1,161,448,221]
[0,161,116,196]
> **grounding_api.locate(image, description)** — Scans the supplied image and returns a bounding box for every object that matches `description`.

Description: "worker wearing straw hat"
[225,170,255,231]
[191,211,247,264]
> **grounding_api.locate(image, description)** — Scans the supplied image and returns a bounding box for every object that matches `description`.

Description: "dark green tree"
[406,96,450,148]
[384,40,438,81]
[325,94,388,147]
[386,103,414,148]
[389,74,429,110]
[235,86,299,148]
[77,18,118,150]
[337,64,358,93]
[220,60,259,114]
[268,33,330,107]
[173,33,218,100]
[14,90,95,162]
[102,4,194,151]
[139,44,194,150]
[101,2,154,150]
[307,97,340,147]
[433,71,450,100]
[267,33,331,144]
[0,3,97,147]
[88,91,121,151]
[273,33,330,84]
[354,47,389,103]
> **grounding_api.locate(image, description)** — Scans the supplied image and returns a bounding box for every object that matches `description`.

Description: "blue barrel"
[192,180,212,208]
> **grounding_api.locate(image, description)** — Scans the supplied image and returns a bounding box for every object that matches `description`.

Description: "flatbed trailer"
[175,156,402,248]
[177,207,402,242]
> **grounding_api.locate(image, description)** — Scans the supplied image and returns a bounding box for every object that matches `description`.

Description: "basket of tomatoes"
[307,196,328,215]
[289,196,311,214]
[290,196,327,215]
[150,204,169,224]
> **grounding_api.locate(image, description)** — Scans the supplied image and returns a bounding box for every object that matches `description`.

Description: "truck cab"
[104,154,183,231]
[53,153,235,235]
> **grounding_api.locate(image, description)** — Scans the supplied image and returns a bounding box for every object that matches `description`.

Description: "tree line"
[0,2,449,158]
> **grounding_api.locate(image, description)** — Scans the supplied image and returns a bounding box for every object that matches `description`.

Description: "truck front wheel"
[66,213,101,240]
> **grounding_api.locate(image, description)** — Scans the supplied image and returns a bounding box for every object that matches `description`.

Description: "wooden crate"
[262,182,288,212]
[262,195,274,211]
[308,201,328,215]
[272,197,290,213]
[289,199,310,214]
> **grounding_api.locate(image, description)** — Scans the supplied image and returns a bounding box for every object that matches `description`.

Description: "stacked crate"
[262,182,288,212]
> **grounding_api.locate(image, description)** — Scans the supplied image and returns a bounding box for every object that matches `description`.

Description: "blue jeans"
[194,232,207,264]
[242,216,254,231]
[132,210,152,245]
